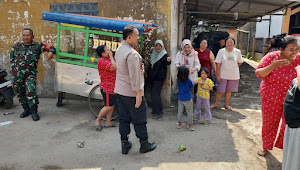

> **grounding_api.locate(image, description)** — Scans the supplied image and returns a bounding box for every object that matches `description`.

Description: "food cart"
[42,12,155,119]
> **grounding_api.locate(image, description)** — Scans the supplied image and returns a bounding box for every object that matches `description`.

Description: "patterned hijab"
[180,39,197,57]
[150,40,167,65]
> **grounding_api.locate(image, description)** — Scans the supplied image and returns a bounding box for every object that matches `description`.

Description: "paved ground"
[0,61,283,170]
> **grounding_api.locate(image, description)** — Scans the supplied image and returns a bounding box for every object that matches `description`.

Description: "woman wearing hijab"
[175,39,201,82]
[147,40,171,119]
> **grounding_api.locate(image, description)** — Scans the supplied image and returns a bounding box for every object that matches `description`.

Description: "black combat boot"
[30,104,40,121]
[121,140,132,155]
[20,103,31,118]
[139,138,156,153]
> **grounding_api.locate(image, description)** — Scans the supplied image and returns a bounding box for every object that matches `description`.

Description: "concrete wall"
[227,30,238,45]
[170,0,179,93]
[98,0,173,107]
[0,0,98,98]
[238,22,256,55]
[170,0,185,91]
[0,0,173,106]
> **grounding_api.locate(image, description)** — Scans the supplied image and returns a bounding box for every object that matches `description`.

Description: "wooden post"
[252,38,257,60]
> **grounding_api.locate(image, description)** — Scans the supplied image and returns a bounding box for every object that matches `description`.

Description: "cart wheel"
[56,92,65,107]
[88,85,118,120]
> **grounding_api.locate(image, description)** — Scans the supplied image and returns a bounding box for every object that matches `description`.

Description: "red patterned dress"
[256,51,300,150]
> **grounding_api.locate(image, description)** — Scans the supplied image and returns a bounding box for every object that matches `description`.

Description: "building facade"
[0,0,180,106]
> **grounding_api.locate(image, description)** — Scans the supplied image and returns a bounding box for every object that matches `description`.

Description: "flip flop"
[210,105,218,109]
[95,125,103,131]
[257,148,268,157]
[104,124,118,128]
[224,105,233,111]
[188,126,194,131]
[177,123,185,129]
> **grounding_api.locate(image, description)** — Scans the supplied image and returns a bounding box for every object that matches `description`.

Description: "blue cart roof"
[42,11,156,34]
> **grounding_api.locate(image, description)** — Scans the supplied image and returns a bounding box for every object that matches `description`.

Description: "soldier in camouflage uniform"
[10,28,56,121]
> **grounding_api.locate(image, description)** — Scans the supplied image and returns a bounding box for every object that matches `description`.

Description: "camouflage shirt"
[10,41,56,77]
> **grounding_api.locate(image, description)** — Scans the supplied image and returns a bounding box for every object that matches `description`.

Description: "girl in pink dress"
[256,35,300,156]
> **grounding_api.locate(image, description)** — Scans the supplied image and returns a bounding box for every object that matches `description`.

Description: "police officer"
[114,25,156,154]
[10,28,56,121]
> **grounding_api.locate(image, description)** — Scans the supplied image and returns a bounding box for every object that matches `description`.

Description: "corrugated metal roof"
[182,0,300,27]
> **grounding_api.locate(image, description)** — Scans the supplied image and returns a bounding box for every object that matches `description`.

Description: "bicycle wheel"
[88,85,118,120]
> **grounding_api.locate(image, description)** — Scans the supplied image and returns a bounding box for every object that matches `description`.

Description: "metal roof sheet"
[183,0,300,27]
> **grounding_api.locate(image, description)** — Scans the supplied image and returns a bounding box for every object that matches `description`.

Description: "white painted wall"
[255,11,283,38]
[171,0,179,91]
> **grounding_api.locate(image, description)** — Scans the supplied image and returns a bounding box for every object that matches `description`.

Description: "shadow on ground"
[0,63,282,170]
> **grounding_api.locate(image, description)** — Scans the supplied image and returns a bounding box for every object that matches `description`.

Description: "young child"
[177,66,195,131]
[95,45,118,131]
[193,67,214,124]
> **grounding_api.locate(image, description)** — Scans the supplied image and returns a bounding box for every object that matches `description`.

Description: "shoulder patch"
[133,53,140,59]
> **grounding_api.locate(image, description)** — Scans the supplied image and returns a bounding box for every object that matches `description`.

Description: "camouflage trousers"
[12,71,39,107]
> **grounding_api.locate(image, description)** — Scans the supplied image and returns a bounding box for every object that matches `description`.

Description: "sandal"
[193,117,199,121]
[104,124,118,128]
[95,125,103,131]
[203,120,211,125]
[210,105,218,109]
[188,125,194,131]
[257,148,268,157]
[177,122,184,129]
[224,105,233,111]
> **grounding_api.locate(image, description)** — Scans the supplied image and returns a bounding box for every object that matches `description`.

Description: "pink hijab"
[180,39,197,56]
[180,39,197,65]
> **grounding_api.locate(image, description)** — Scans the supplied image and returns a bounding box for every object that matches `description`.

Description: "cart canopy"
[42,11,155,33]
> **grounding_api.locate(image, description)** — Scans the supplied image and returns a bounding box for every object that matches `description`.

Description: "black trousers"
[116,94,148,141]
[150,80,164,115]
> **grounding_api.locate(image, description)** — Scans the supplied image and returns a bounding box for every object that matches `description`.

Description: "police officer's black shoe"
[30,104,40,121]
[139,139,156,153]
[20,103,31,118]
[121,140,132,155]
